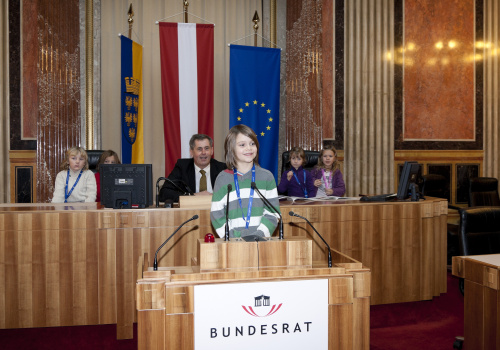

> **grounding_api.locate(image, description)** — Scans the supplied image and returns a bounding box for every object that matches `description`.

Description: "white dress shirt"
[193,163,213,193]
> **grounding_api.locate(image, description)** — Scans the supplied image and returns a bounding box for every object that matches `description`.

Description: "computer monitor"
[397,161,422,200]
[100,164,153,209]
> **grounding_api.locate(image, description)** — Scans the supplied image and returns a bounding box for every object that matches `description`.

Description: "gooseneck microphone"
[153,215,199,270]
[225,184,232,241]
[251,182,284,240]
[164,178,191,196]
[179,180,195,196]
[156,177,167,208]
[289,211,332,267]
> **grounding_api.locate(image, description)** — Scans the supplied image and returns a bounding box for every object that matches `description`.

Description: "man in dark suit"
[159,134,227,202]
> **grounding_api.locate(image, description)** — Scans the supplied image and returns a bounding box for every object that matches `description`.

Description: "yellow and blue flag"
[120,36,144,164]
[229,45,281,179]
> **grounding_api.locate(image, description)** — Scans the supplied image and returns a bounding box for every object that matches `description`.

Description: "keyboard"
[360,193,398,202]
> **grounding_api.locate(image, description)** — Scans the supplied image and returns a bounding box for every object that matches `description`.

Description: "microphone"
[289,211,332,267]
[178,180,195,196]
[164,178,190,196]
[251,182,284,240]
[156,177,167,208]
[225,184,232,241]
[153,214,199,270]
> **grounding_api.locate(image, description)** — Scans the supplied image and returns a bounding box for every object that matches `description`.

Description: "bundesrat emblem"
[241,294,283,317]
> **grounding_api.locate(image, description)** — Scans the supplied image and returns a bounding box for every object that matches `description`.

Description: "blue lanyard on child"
[292,169,308,198]
[233,164,256,229]
[65,169,83,203]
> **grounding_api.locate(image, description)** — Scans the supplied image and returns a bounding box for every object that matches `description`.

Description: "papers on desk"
[278,195,361,203]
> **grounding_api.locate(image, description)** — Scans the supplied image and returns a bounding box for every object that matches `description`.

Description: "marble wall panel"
[395,0,483,150]
[21,0,38,140]
[9,0,36,150]
[403,0,475,141]
[36,0,81,202]
[285,0,324,151]
[321,0,334,139]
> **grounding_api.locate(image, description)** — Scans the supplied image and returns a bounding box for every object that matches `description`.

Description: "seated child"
[311,146,346,197]
[51,146,97,203]
[95,150,121,203]
[277,147,316,197]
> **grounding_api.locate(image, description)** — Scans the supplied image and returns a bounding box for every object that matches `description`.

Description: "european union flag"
[229,45,281,180]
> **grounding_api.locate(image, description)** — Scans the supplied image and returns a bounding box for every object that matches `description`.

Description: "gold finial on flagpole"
[127,4,134,39]
[252,11,260,47]
[183,0,189,23]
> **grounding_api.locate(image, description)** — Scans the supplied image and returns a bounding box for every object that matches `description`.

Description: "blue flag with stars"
[229,45,281,180]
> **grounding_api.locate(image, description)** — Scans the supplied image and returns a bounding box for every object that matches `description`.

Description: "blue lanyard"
[65,169,83,203]
[292,168,308,198]
[233,165,256,229]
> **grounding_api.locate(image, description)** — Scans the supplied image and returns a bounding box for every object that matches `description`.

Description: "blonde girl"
[51,147,97,203]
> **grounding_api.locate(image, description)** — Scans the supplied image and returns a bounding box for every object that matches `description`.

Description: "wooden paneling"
[395,150,484,206]
[0,198,447,337]
[9,150,36,203]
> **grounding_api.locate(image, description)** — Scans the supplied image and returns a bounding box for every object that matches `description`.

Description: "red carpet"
[371,271,464,349]
[0,324,138,350]
[0,272,463,349]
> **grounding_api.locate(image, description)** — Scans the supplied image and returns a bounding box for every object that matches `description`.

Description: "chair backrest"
[86,150,105,173]
[421,174,447,199]
[459,207,500,256]
[468,177,500,207]
[281,150,320,175]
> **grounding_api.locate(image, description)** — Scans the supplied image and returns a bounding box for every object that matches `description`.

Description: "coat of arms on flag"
[120,35,144,164]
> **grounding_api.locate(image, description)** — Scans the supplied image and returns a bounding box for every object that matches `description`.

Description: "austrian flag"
[159,22,214,176]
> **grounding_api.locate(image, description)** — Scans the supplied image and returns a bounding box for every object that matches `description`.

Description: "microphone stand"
[251,182,284,240]
[225,184,232,241]
[153,215,199,270]
[156,177,167,208]
[289,211,332,267]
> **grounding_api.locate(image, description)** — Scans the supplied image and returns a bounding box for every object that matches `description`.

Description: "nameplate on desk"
[179,195,212,209]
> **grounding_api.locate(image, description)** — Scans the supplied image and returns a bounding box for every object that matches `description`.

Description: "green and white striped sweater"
[210,166,280,238]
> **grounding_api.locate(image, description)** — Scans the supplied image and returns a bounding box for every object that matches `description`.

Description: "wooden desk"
[0,197,447,339]
[452,254,500,349]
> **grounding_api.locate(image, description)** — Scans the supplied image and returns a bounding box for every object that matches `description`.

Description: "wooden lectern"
[137,237,371,350]
[452,254,500,349]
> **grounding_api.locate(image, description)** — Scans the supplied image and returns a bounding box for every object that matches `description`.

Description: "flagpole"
[184,0,189,23]
[270,0,277,48]
[253,11,259,47]
[128,4,134,39]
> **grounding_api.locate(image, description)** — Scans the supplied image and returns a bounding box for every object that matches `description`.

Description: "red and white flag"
[159,22,214,175]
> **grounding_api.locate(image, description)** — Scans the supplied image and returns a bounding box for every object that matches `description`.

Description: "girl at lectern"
[311,146,346,197]
[210,124,280,239]
[95,150,121,203]
[51,147,97,203]
[277,146,316,198]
